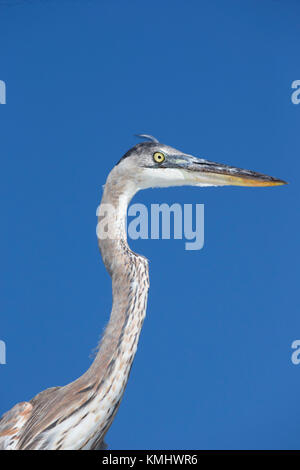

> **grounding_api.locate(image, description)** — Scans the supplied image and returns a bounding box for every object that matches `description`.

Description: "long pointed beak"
[169,155,287,187]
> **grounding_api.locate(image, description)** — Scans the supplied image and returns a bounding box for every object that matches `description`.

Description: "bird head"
[116,134,287,190]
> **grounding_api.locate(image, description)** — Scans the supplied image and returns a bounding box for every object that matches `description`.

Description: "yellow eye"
[153,152,165,163]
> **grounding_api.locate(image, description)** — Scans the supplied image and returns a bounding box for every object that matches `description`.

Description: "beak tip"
[274,179,288,186]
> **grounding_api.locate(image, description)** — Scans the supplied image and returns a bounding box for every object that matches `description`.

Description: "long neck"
[92,174,149,376]
[80,169,149,448]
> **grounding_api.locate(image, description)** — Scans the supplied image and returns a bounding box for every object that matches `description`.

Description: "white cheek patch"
[138,168,187,189]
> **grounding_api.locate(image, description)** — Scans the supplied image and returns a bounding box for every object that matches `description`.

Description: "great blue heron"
[0,135,286,450]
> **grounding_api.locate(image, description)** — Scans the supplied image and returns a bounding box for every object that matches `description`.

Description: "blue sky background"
[0,0,299,450]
